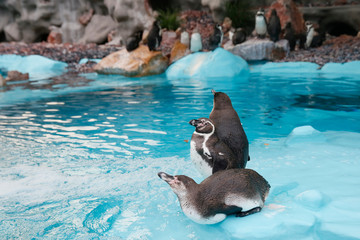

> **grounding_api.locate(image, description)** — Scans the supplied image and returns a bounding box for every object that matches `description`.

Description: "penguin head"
[212,89,233,109]
[158,172,196,196]
[256,9,265,16]
[189,118,215,134]
[271,9,277,16]
[305,21,313,32]
[215,23,222,32]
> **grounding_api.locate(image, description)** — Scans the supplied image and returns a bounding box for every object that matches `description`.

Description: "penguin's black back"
[284,22,296,51]
[232,28,246,45]
[267,9,281,42]
[147,21,162,51]
[210,92,249,168]
[209,24,222,51]
[126,30,143,52]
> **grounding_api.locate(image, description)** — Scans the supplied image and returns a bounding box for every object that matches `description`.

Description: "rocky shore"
[1,33,359,75]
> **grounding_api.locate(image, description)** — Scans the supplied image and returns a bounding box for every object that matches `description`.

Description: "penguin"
[305,21,314,49]
[284,22,296,51]
[147,21,162,51]
[232,28,247,45]
[189,117,239,178]
[180,31,190,47]
[209,90,249,169]
[255,9,267,39]
[209,23,223,51]
[190,31,202,52]
[267,9,281,42]
[125,29,143,52]
[158,168,271,224]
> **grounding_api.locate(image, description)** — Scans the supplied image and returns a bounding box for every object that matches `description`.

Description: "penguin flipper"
[212,156,229,174]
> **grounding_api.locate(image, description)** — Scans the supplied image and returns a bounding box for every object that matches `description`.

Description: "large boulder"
[166,47,249,79]
[226,38,289,61]
[265,0,305,35]
[94,45,169,77]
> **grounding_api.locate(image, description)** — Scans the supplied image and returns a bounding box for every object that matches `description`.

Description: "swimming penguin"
[209,90,249,169]
[232,28,247,45]
[209,23,223,51]
[147,21,162,51]
[305,21,314,49]
[125,29,143,52]
[158,168,270,224]
[189,117,239,178]
[180,31,190,47]
[284,22,296,51]
[267,9,281,42]
[255,9,267,39]
[190,31,202,52]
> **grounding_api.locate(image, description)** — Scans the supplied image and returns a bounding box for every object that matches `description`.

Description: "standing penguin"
[147,21,162,51]
[190,30,202,52]
[125,29,143,52]
[267,9,281,42]
[232,28,247,45]
[209,90,249,169]
[209,23,223,51]
[158,168,271,224]
[180,31,190,47]
[305,21,314,49]
[284,22,296,51]
[189,117,239,178]
[255,9,267,39]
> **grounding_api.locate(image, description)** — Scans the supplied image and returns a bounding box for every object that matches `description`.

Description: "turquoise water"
[1,68,360,239]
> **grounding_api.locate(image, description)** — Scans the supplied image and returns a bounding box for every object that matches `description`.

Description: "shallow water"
[1,68,360,239]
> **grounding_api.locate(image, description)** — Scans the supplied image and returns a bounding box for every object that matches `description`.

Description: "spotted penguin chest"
[190,138,213,178]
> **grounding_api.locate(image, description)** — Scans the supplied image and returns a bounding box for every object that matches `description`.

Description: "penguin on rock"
[209,23,223,50]
[147,20,162,51]
[255,9,267,39]
[125,29,143,52]
[267,9,281,42]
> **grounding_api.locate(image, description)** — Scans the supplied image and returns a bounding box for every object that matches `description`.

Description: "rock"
[0,75,6,87]
[170,41,191,64]
[166,48,249,79]
[265,0,305,35]
[5,70,29,81]
[94,45,169,77]
[79,9,94,26]
[226,38,289,61]
[272,39,290,60]
[47,30,62,44]
[161,31,178,57]
[79,15,118,44]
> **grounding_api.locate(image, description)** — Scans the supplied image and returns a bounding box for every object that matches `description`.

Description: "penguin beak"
[158,172,174,183]
[189,119,200,127]
[211,89,216,95]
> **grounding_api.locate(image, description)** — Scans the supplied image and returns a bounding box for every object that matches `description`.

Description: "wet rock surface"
[276,35,360,66]
[0,42,120,73]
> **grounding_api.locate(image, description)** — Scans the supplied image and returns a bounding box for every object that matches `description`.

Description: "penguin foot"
[235,207,261,217]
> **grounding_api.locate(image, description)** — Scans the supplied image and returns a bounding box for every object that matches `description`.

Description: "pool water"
[0,67,360,239]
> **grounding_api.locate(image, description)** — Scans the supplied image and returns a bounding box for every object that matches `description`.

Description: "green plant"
[156,9,180,31]
[225,0,254,32]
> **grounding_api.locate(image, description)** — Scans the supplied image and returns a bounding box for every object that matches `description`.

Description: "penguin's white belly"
[225,193,264,212]
[255,17,267,35]
[190,33,202,52]
[181,201,226,224]
[181,32,190,47]
[190,140,212,178]
[306,28,314,48]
